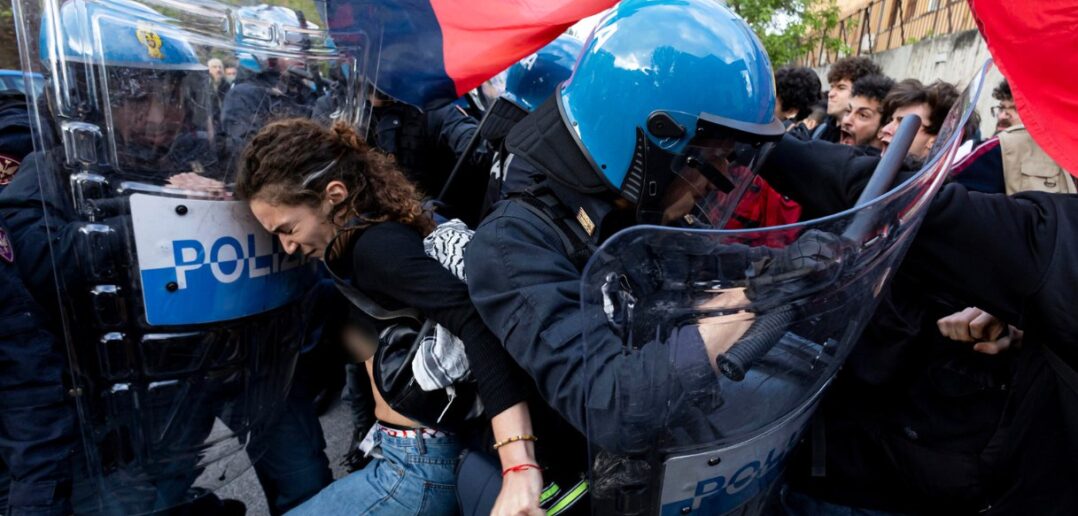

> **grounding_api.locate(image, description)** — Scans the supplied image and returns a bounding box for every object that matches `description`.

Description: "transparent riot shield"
[579,62,990,515]
[10,0,375,511]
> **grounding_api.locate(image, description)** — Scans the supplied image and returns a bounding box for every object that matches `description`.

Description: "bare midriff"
[366,359,421,428]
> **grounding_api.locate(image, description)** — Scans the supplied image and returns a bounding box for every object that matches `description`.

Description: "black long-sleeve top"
[759,133,1078,514]
[341,221,531,418]
[0,217,76,516]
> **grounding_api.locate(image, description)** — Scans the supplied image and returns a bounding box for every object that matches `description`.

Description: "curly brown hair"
[236,118,435,236]
[826,56,882,85]
[775,66,822,120]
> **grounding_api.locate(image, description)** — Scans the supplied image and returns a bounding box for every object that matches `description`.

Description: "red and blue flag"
[326,0,616,110]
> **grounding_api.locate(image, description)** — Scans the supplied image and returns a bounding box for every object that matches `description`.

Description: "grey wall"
[814,29,1004,138]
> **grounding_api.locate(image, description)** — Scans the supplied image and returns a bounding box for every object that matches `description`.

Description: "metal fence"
[797,0,977,68]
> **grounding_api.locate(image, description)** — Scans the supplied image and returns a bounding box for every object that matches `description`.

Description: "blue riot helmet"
[234,5,327,102]
[237,52,262,74]
[504,34,582,112]
[40,0,204,72]
[310,37,358,124]
[558,0,785,226]
[235,5,319,74]
[39,0,209,171]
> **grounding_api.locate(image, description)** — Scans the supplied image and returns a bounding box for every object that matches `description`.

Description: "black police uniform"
[472,98,531,218]
[0,95,78,516]
[0,91,33,193]
[221,70,313,158]
[465,98,722,449]
[368,101,491,225]
[0,216,77,516]
[0,97,79,515]
[760,133,1078,515]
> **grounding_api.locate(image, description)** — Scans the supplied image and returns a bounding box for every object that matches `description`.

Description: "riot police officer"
[465,1,788,512]
[465,1,981,514]
[466,0,786,446]
[1,0,333,512]
[221,6,324,157]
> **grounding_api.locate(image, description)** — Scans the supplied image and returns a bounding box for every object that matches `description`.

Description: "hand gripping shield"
[578,62,991,515]
[11,0,377,511]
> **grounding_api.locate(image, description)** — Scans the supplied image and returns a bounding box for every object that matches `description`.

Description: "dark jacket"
[369,102,492,226]
[221,72,313,160]
[812,115,842,143]
[0,153,106,516]
[0,217,76,516]
[0,98,79,515]
[0,91,32,192]
[950,137,1007,194]
[761,133,1078,515]
[464,99,720,454]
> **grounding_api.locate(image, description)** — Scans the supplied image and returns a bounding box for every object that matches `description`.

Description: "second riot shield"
[579,62,990,515]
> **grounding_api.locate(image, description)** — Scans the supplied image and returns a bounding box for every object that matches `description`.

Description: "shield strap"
[508,185,596,271]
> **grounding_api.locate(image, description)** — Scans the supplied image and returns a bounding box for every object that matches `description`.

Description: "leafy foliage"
[1,5,19,69]
[727,0,845,67]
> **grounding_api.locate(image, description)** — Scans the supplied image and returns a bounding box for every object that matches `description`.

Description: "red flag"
[432,0,615,97]
[970,0,1078,177]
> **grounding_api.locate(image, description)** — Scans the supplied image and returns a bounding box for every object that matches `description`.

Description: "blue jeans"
[287,425,462,515]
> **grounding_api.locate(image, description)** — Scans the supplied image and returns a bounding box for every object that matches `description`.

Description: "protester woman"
[237,118,543,516]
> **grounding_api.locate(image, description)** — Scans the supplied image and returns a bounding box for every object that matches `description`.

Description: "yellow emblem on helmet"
[136,28,165,60]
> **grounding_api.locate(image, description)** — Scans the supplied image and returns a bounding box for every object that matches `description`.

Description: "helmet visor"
[638,123,775,227]
[104,67,195,167]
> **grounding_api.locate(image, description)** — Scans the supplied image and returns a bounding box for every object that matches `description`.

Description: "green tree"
[1,4,20,70]
[728,0,845,67]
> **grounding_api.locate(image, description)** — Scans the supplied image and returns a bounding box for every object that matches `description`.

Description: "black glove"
[719,229,851,380]
[744,228,849,304]
[341,424,374,473]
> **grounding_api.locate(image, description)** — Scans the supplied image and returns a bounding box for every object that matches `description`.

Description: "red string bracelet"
[501,463,542,477]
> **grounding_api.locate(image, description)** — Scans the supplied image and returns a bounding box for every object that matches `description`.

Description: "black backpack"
[324,237,482,432]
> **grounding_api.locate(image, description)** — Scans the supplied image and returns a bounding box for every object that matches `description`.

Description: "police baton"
[436,124,483,203]
[717,115,923,381]
[435,97,527,203]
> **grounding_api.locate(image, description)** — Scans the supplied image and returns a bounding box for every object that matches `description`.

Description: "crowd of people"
[2,0,1077,515]
[774,55,1075,196]
[757,55,1078,515]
